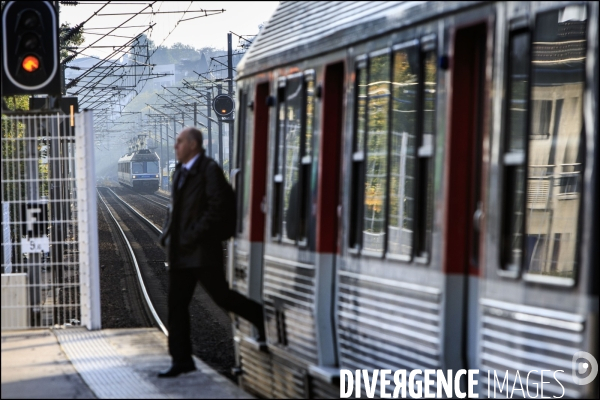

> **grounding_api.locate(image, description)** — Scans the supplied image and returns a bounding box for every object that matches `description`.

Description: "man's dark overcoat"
[160,151,228,269]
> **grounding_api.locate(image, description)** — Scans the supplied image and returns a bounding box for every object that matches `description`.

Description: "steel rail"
[97,189,168,335]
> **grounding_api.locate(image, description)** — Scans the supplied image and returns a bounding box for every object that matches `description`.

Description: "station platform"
[1,327,253,399]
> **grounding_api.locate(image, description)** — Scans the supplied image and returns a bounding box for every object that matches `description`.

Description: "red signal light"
[2,2,61,95]
[212,94,234,117]
[22,55,40,72]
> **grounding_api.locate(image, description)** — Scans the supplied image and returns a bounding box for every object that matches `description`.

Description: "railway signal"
[1,1,60,96]
[212,94,234,118]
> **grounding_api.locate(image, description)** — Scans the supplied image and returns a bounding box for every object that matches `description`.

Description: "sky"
[58,1,280,58]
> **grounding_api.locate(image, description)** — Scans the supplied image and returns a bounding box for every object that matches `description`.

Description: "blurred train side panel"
[225,1,598,398]
[117,149,160,192]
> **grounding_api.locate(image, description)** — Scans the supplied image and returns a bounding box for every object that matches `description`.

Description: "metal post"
[58,124,72,324]
[159,122,163,190]
[181,111,185,129]
[194,102,197,128]
[75,111,101,330]
[173,116,177,161]
[25,122,39,200]
[166,118,170,192]
[51,113,70,326]
[227,32,234,174]
[218,85,223,167]
[207,90,213,158]
[25,118,42,326]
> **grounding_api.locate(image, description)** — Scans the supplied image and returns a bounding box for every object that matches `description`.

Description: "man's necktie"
[177,168,189,190]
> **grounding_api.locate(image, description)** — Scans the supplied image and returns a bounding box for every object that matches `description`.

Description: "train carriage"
[117,149,160,192]
[227,1,599,398]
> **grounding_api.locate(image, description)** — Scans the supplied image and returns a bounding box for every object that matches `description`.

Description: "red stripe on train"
[249,82,270,243]
[316,62,345,254]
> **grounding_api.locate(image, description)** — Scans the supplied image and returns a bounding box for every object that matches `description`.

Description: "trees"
[60,22,85,64]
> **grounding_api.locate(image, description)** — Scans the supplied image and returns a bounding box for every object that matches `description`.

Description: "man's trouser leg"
[168,268,197,366]
[196,266,264,335]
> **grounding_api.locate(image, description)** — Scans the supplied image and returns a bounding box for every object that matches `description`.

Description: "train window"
[304,75,315,161]
[272,72,312,245]
[297,72,316,245]
[271,81,286,239]
[388,45,419,258]
[235,89,248,234]
[349,59,368,252]
[355,61,368,156]
[132,163,144,174]
[147,162,159,174]
[387,41,437,262]
[362,51,390,256]
[414,49,437,261]
[282,75,303,243]
[501,29,530,272]
[129,161,158,174]
[523,5,587,282]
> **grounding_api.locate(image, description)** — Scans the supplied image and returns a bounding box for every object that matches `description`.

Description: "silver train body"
[226,1,599,398]
[117,149,160,192]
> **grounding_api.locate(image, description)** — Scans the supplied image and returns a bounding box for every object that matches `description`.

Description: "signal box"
[1,1,60,96]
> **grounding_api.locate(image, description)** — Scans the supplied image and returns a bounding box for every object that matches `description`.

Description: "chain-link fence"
[1,111,100,330]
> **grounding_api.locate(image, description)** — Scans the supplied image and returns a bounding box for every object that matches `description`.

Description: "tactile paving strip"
[54,328,167,399]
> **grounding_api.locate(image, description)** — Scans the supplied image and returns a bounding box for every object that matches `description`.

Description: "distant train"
[117,149,160,192]
[225,1,599,399]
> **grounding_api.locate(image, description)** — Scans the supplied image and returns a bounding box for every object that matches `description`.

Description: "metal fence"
[1,111,100,330]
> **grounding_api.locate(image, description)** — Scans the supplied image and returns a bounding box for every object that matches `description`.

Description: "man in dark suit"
[158,127,265,378]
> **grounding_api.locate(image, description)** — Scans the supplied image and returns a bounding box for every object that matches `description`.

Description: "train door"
[230,81,270,334]
[443,20,492,373]
[313,61,345,375]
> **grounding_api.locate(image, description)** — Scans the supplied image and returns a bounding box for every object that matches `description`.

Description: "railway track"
[152,192,171,202]
[97,187,167,332]
[109,187,168,228]
[104,188,164,234]
[139,193,170,209]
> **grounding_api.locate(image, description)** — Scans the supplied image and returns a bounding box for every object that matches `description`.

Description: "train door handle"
[473,201,483,232]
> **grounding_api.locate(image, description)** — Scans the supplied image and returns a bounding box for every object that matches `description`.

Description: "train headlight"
[132,175,136,178]
[155,174,159,178]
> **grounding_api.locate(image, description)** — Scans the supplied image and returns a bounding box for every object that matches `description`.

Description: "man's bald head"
[174,127,204,164]
[185,127,203,150]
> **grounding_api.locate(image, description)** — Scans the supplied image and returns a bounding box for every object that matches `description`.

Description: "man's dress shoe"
[157,364,196,378]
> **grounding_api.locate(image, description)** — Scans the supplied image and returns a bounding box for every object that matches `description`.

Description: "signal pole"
[217,85,223,167]
[227,32,234,174]
[207,90,213,158]
[194,102,197,127]
[173,117,177,150]
[166,118,170,191]
[159,122,163,189]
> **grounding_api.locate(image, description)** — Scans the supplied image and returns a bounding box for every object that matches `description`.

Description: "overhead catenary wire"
[67,1,220,134]
[61,1,250,147]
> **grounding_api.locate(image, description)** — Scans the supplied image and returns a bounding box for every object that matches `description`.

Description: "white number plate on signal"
[21,237,49,253]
